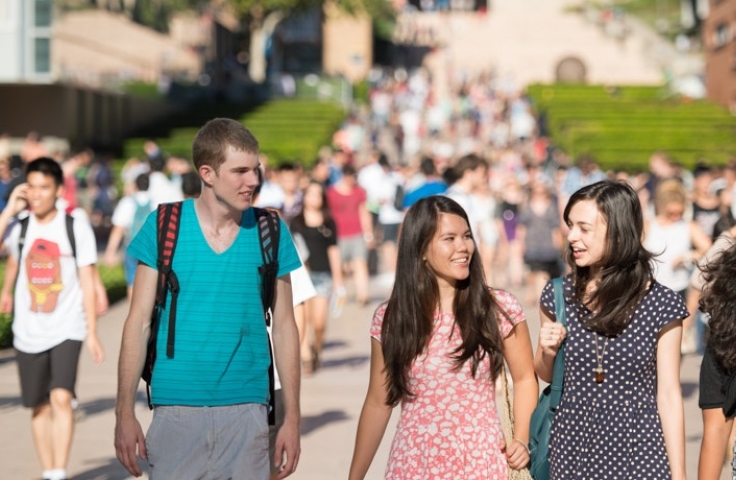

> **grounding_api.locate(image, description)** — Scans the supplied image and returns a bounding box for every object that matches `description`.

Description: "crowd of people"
[0,65,735,479]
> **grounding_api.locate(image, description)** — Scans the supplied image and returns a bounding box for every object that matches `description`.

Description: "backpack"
[141,202,281,424]
[129,196,151,242]
[18,214,77,261]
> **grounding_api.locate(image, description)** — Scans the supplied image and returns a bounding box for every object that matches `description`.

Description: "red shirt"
[326,185,366,239]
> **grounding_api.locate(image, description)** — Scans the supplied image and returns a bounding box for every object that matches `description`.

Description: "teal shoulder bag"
[528,277,566,480]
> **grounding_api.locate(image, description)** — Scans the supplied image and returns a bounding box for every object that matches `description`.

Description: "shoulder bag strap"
[550,276,566,409]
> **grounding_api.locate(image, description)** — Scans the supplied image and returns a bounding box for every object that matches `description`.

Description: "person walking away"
[326,164,373,306]
[103,173,153,300]
[0,158,104,480]
[536,180,687,480]
[349,195,537,479]
[518,180,562,305]
[114,118,303,479]
[290,181,344,374]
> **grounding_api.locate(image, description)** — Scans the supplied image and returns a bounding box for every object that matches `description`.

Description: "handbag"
[528,277,567,480]
[500,366,533,480]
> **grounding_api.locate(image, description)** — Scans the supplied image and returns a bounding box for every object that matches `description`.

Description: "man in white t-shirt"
[0,158,104,480]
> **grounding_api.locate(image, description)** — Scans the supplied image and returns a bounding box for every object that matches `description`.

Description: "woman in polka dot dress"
[536,181,688,480]
[349,195,538,479]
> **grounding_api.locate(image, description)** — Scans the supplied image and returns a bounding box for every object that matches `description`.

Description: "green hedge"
[0,263,127,350]
[123,99,345,168]
[528,84,736,171]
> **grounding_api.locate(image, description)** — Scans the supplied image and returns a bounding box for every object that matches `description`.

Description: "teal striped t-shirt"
[128,200,301,406]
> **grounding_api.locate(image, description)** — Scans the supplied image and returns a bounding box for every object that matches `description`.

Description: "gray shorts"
[16,339,82,408]
[338,234,367,262]
[146,403,269,480]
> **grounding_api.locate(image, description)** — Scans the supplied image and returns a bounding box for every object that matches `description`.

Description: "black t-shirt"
[291,218,337,273]
[699,346,734,410]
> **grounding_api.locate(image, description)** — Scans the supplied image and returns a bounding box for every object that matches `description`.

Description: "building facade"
[704,0,736,110]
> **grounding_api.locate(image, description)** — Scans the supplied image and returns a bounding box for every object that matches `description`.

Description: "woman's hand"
[501,437,531,470]
[538,321,567,356]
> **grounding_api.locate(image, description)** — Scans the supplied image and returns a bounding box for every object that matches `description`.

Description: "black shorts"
[15,340,83,408]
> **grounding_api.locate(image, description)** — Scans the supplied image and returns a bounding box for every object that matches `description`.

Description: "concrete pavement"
[0,273,727,479]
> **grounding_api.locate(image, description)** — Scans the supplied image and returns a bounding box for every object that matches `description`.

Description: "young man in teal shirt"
[114,119,302,479]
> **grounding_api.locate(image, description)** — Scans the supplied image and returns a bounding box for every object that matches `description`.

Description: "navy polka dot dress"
[540,276,688,479]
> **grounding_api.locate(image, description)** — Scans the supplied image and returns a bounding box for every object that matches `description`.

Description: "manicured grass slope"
[124,99,345,168]
[527,84,736,171]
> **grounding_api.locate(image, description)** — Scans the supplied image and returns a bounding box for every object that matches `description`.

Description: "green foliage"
[122,81,164,100]
[527,84,736,172]
[0,263,128,350]
[123,98,345,168]
[0,313,11,350]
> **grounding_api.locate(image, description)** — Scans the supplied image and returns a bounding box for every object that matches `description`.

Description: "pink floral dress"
[370,289,525,480]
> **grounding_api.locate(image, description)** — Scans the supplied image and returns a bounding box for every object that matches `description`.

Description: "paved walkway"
[0,273,726,479]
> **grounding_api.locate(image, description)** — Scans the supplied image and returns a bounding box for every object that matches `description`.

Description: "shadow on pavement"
[301,409,350,436]
[73,457,146,480]
[322,355,369,370]
[0,395,23,409]
[322,340,348,351]
[78,391,148,418]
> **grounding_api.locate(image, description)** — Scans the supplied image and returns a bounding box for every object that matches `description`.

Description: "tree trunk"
[248,9,285,84]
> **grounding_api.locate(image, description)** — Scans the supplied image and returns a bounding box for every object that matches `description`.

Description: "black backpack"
[141,202,281,424]
[18,214,77,261]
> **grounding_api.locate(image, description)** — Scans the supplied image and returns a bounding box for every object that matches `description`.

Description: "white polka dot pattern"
[370,289,525,479]
[539,277,688,479]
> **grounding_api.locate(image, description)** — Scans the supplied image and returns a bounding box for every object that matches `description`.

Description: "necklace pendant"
[594,365,604,384]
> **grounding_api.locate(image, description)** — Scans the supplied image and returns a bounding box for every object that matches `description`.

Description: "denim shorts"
[123,253,138,287]
[309,271,333,297]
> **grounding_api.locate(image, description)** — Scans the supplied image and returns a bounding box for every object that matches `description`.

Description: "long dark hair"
[699,239,736,371]
[381,195,506,406]
[563,181,654,336]
[290,180,333,234]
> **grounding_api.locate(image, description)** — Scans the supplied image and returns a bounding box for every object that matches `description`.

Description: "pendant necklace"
[593,333,609,384]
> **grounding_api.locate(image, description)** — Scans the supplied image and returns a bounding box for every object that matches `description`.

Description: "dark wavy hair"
[563,180,654,337]
[699,239,736,371]
[381,195,506,406]
[290,180,333,233]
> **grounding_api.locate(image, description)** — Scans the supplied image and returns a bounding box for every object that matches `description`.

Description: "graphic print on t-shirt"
[25,238,63,313]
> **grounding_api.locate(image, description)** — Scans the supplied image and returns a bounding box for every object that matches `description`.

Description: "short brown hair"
[192,118,259,172]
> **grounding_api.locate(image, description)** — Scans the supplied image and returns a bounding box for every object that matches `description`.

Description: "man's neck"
[33,208,59,225]
[194,194,243,231]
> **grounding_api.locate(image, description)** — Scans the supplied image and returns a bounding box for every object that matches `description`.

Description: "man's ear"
[199,164,215,186]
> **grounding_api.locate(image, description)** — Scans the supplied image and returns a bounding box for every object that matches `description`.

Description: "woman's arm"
[699,408,734,480]
[349,339,393,480]
[503,321,538,469]
[656,319,686,480]
[534,306,566,383]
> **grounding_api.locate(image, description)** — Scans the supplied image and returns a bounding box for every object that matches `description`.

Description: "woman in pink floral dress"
[349,195,538,479]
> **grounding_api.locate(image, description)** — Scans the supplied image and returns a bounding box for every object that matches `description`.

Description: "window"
[34,0,51,27]
[34,37,50,73]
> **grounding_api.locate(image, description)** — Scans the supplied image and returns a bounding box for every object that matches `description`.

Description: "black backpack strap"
[156,202,182,359]
[254,207,280,426]
[142,201,182,409]
[255,207,280,325]
[17,216,29,262]
[65,214,76,260]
